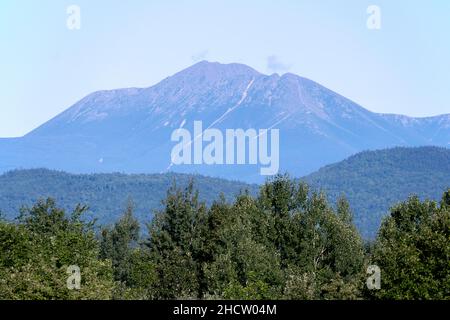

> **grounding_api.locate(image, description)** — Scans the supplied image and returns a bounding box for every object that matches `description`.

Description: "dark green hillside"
[303,146,450,239]
[0,169,257,226]
[1,146,448,239]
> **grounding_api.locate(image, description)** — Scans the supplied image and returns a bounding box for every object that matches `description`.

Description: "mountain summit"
[1,61,449,182]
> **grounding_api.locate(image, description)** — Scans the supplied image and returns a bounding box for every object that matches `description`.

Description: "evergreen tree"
[146,181,206,299]
[100,201,140,284]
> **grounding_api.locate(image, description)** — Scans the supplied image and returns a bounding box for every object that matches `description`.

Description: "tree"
[202,194,284,299]
[146,181,206,299]
[258,174,308,266]
[256,175,365,299]
[0,198,114,300]
[100,201,140,284]
[99,201,156,299]
[369,190,450,299]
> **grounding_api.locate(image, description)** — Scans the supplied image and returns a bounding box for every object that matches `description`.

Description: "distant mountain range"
[1,146,448,238]
[0,61,449,182]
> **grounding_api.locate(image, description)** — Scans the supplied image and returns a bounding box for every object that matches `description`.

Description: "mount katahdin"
[1,61,449,182]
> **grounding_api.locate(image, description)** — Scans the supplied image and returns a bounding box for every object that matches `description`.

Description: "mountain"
[303,146,450,239]
[0,169,257,227]
[1,61,449,182]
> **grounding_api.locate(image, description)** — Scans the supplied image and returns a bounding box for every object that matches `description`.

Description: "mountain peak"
[172,60,261,81]
[7,61,450,184]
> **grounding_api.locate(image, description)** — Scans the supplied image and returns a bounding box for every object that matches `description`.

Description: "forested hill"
[0,169,257,226]
[1,146,449,239]
[303,146,450,239]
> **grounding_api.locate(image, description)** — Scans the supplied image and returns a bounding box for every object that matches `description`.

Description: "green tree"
[0,198,114,299]
[258,175,308,266]
[369,190,450,299]
[146,181,206,299]
[100,201,156,299]
[100,201,140,284]
[202,194,284,299]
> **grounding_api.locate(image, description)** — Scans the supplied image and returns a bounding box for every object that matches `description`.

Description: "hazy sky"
[1,0,449,137]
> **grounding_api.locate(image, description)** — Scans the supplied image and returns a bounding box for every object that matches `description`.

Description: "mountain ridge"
[0,168,258,227]
[1,61,449,182]
[303,146,450,238]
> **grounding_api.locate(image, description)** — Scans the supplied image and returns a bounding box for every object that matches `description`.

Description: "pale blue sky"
[1,0,449,137]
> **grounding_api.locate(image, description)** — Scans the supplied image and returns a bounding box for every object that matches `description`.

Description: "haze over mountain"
[1,61,449,182]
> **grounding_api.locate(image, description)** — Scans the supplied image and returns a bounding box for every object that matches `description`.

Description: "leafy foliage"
[368,190,450,299]
[0,199,114,299]
[145,175,365,300]
[0,175,448,300]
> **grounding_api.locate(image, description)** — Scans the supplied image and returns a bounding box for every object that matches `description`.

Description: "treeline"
[0,175,449,300]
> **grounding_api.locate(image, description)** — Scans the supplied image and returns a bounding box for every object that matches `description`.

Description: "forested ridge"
[304,146,450,239]
[1,146,448,240]
[1,175,449,300]
[0,169,257,227]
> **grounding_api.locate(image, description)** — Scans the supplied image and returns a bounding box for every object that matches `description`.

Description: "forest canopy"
[0,175,449,300]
